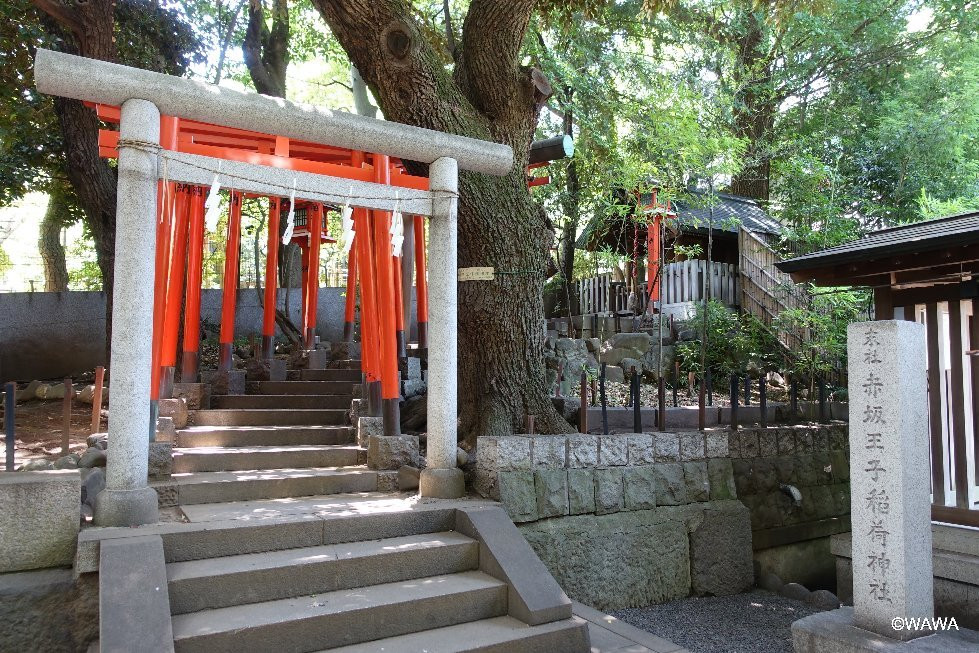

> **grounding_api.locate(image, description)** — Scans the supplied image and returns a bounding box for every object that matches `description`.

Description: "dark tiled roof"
[778,210,979,273]
[575,190,779,251]
[671,190,782,235]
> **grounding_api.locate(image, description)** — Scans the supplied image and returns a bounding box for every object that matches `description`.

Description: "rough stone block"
[811,427,830,452]
[518,509,691,611]
[567,435,598,468]
[404,356,422,380]
[679,432,706,461]
[201,369,245,395]
[705,431,729,458]
[348,398,363,425]
[684,461,710,502]
[376,471,399,492]
[367,434,419,470]
[654,463,687,505]
[535,470,569,518]
[492,436,533,472]
[499,471,538,523]
[829,450,850,483]
[739,430,760,458]
[357,416,384,448]
[777,428,797,455]
[155,417,176,443]
[172,382,206,410]
[653,432,680,462]
[593,468,624,515]
[0,471,80,572]
[757,429,778,457]
[307,349,328,370]
[626,433,654,465]
[796,430,814,453]
[598,436,629,466]
[708,458,737,500]
[623,466,658,510]
[158,398,188,428]
[551,397,581,424]
[567,469,595,515]
[690,501,753,596]
[532,436,567,468]
[148,442,173,479]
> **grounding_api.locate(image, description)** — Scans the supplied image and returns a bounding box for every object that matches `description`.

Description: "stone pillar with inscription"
[847,320,933,640]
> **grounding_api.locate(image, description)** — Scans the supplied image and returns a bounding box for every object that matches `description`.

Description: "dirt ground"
[0,381,102,470]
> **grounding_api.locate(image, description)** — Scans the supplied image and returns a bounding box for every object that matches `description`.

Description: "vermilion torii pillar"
[218,190,243,371]
[261,197,281,359]
[181,187,206,382]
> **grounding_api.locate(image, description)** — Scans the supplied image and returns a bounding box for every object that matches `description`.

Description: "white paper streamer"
[281,180,296,244]
[204,174,222,232]
[341,186,354,253]
[390,195,404,257]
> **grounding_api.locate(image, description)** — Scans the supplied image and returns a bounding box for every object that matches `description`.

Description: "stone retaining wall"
[728,423,851,589]
[475,432,753,610]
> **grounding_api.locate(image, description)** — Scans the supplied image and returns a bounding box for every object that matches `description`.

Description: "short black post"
[658,375,666,431]
[578,370,588,433]
[759,376,767,428]
[673,362,679,407]
[730,373,739,431]
[706,370,713,406]
[818,378,828,423]
[743,375,751,405]
[632,367,642,433]
[4,382,15,471]
[600,363,609,435]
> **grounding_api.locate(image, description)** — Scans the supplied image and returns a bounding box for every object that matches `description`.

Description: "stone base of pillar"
[791,608,975,652]
[201,370,246,395]
[93,486,159,527]
[307,349,328,370]
[419,467,465,499]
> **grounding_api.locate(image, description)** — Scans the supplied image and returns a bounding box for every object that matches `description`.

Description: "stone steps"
[172,445,363,473]
[211,394,352,410]
[300,369,362,383]
[167,466,377,504]
[257,381,353,396]
[166,531,478,614]
[170,571,507,653]
[176,426,355,448]
[192,408,349,426]
[323,615,590,653]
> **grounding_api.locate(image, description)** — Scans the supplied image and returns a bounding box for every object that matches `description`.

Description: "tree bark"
[728,9,774,201]
[313,0,572,443]
[39,183,71,292]
[558,95,579,316]
[243,0,289,97]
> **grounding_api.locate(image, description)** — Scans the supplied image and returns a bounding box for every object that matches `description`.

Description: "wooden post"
[91,366,105,435]
[180,186,206,382]
[730,374,739,431]
[371,154,401,436]
[600,363,609,435]
[151,116,179,402]
[698,374,706,431]
[218,190,243,372]
[578,370,588,433]
[759,376,767,428]
[342,242,358,342]
[658,375,666,430]
[160,186,190,393]
[62,378,72,455]
[632,367,642,433]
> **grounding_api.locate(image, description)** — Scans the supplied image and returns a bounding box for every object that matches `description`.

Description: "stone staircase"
[167,366,380,505]
[88,358,589,652]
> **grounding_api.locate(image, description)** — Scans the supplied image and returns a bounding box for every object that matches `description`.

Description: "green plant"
[675,299,780,378]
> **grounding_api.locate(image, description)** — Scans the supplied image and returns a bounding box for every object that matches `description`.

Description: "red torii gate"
[91,105,431,430]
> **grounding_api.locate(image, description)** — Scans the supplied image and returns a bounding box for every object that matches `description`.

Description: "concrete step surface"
[211,394,353,410]
[172,445,363,473]
[169,466,377,504]
[300,368,362,383]
[167,531,478,614]
[170,571,507,653]
[324,615,592,653]
[192,408,349,426]
[176,425,355,448]
[257,381,354,396]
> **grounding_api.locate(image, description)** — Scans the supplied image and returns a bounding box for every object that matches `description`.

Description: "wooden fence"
[905,302,979,527]
[574,261,739,315]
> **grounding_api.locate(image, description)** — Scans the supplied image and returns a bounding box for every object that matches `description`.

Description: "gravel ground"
[612,590,822,653]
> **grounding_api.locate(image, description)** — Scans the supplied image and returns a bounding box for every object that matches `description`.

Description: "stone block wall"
[475,432,753,610]
[728,423,851,589]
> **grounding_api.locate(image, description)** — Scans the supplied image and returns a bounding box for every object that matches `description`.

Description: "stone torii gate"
[34,48,513,527]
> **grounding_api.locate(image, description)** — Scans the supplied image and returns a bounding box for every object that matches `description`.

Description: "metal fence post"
[5,382,15,471]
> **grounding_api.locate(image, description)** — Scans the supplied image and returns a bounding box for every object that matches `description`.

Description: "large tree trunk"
[313,0,572,443]
[39,183,72,291]
[728,9,774,201]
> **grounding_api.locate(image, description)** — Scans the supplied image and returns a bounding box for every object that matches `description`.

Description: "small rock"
[758,572,784,592]
[456,447,469,467]
[80,467,105,508]
[78,447,107,468]
[53,454,80,469]
[780,582,811,601]
[15,380,42,402]
[19,459,54,472]
[398,465,420,491]
[806,589,841,611]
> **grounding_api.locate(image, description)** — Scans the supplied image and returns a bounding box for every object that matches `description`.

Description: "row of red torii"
[35,49,514,526]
